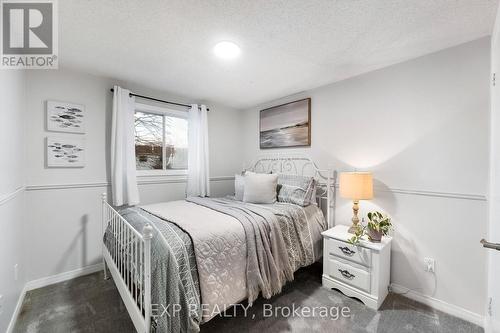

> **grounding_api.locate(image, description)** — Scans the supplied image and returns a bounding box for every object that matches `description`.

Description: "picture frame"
[46,136,85,168]
[46,100,85,134]
[259,98,311,149]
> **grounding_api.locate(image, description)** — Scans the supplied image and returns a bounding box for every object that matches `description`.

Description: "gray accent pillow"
[243,172,278,204]
[277,174,316,206]
[308,179,318,205]
[234,174,245,201]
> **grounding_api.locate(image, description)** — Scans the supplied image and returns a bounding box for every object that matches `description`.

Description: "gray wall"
[0,71,27,332]
[241,38,490,319]
[23,69,243,283]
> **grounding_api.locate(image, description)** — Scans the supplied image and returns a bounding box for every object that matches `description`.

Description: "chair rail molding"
[332,183,486,201]
[0,186,25,206]
[23,179,486,201]
[25,176,235,191]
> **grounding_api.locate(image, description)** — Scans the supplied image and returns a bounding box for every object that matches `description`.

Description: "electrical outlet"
[424,257,435,273]
[14,264,18,281]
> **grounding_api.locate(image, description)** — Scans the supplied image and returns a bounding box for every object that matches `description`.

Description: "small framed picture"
[46,136,85,168]
[46,100,85,134]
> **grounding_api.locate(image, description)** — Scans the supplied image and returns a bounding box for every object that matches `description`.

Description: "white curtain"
[111,85,140,206]
[187,104,210,197]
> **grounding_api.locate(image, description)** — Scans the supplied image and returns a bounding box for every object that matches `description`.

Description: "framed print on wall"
[260,98,311,149]
[46,136,85,167]
[46,100,85,133]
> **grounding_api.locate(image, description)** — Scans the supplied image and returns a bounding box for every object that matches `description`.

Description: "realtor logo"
[1,0,58,69]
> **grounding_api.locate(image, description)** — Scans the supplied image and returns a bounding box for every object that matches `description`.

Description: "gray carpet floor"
[13,263,482,333]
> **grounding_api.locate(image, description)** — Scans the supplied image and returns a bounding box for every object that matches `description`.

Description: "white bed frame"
[101,156,335,333]
[101,194,153,333]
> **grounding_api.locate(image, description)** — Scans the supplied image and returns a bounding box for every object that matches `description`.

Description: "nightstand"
[322,225,392,310]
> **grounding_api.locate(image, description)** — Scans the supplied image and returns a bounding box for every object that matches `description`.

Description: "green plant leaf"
[365,210,392,238]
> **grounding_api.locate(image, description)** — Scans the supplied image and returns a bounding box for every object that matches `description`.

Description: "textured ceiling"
[59,0,498,109]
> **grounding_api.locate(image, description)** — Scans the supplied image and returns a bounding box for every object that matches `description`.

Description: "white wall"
[241,38,490,321]
[0,71,27,332]
[23,68,243,282]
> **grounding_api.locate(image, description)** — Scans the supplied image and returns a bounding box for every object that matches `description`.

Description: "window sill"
[137,170,188,185]
[137,169,187,176]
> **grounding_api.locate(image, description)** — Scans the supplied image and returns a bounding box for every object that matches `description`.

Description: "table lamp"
[339,172,374,233]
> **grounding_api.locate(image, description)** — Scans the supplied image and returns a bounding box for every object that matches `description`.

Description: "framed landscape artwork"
[46,136,85,167]
[46,100,85,134]
[260,98,311,149]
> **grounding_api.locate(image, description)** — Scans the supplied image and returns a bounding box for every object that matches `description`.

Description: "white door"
[486,6,500,332]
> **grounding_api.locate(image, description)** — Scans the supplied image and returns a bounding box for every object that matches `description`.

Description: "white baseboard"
[25,263,104,291]
[7,263,104,333]
[6,285,28,333]
[8,268,485,331]
[390,283,484,327]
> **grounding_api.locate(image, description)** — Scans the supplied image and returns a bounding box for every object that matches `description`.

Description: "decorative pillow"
[277,174,316,206]
[243,172,278,204]
[234,174,245,201]
[307,179,318,205]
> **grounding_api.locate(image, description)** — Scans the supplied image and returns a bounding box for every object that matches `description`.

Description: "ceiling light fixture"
[213,41,241,59]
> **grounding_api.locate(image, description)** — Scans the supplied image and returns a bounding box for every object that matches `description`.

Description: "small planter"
[367,227,383,242]
[348,211,392,246]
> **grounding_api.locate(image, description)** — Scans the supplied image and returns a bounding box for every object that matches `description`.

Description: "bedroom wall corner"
[0,71,28,333]
[241,37,490,323]
[22,68,244,284]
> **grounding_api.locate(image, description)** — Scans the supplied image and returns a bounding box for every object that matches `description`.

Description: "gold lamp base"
[348,200,360,234]
[348,225,359,234]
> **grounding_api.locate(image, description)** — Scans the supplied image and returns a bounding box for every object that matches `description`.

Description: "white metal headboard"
[247,156,335,228]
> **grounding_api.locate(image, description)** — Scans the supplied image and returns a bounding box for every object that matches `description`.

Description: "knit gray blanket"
[103,207,202,333]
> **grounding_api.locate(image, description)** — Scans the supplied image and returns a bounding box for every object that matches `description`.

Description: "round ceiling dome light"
[213,41,241,59]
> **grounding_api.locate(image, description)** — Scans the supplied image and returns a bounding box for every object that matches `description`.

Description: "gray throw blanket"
[187,197,301,304]
[103,207,201,333]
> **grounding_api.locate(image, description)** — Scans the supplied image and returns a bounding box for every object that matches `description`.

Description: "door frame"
[486,4,500,332]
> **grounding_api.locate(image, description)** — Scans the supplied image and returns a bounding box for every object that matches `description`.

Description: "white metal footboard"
[101,193,153,333]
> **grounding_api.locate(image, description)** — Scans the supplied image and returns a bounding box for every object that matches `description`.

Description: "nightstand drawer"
[327,238,371,267]
[327,259,371,293]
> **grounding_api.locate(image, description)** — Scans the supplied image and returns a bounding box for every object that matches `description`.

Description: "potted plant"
[348,211,392,245]
[366,211,392,242]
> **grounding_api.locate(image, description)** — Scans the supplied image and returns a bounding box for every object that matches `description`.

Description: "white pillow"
[234,174,245,201]
[243,172,278,204]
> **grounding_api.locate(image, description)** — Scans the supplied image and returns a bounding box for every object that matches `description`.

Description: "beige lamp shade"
[339,172,374,200]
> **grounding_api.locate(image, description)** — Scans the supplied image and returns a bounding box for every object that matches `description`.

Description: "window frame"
[134,102,188,177]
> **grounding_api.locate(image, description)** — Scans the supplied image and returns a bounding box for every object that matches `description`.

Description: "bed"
[101,157,334,333]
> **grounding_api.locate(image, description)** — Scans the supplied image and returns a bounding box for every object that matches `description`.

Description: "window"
[134,103,188,175]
